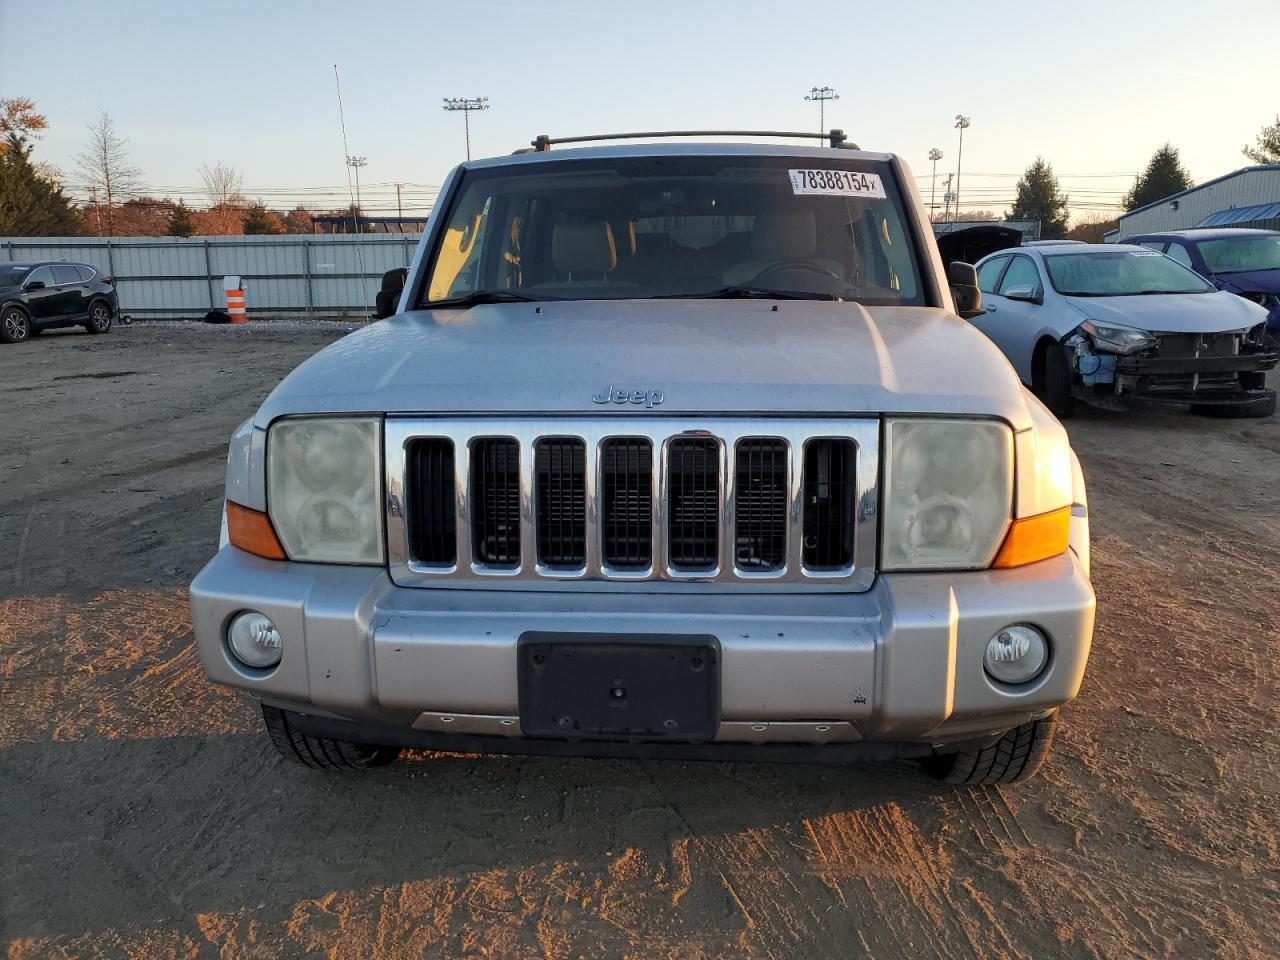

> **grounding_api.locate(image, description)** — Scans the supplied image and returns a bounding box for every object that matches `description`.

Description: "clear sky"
[2,0,1276,223]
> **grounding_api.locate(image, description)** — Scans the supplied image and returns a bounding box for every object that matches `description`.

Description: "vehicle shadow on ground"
[3,729,952,941]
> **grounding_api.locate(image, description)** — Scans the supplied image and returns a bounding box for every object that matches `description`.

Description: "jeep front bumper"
[189,542,1095,756]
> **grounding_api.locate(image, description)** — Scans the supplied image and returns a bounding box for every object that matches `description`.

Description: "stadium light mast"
[804,86,839,138]
[928,148,943,218]
[953,115,971,219]
[443,97,490,161]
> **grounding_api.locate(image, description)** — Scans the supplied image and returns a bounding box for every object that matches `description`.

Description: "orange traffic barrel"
[226,288,247,324]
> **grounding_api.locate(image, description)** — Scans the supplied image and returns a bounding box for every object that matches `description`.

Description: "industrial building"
[1109,164,1280,240]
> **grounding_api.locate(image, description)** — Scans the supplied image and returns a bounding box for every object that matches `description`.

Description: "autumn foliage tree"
[242,201,285,234]
[0,97,81,236]
[74,112,145,235]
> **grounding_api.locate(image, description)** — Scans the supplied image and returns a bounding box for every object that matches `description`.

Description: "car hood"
[1213,269,1280,295]
[1062,289,1266,333]
[253,300,1035,431]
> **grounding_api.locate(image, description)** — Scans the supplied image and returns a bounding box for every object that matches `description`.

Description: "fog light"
[227,611,283,669]
[984,625,1048,684]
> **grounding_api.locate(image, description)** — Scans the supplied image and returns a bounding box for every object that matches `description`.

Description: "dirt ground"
[1,322,1277,960]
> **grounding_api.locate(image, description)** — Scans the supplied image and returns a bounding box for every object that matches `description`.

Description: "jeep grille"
[387,418,878,590]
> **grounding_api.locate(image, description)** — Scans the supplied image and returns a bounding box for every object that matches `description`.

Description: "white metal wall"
[0,234,422,318]
[1115,166,1280,239]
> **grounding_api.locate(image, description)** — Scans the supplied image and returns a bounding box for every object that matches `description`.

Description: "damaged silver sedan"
[971,244,1277,418]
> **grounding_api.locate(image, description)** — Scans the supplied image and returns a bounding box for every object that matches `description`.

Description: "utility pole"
[942,174,954,223]
[443,97,489,161]
[953,115,971,220]
[346,156,367,232]
[804,86,839,138]
[394,182,404,219]
[89,186,102,234]
[928,148,943,219]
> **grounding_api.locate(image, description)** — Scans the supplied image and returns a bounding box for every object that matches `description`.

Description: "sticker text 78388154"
[789,169,887,199]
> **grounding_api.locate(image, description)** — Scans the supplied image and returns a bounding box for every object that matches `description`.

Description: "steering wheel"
[750,259,845,284]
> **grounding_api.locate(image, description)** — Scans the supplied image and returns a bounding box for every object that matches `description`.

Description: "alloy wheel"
[92,305,111,331]
[3,310,27,342]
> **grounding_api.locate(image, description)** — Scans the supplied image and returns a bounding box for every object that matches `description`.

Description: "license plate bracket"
[517,632,720,741]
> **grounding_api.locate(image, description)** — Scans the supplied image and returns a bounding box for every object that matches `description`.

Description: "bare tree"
[74,112,144,236]
[199,162,246,233]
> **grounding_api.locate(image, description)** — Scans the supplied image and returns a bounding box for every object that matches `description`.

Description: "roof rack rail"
[529,129,857,152]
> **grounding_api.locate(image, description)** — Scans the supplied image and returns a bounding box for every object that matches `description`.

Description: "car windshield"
[0,265,31,286]
[420,155,926,306]
[1044,249,1214,296]
[1196,235,1280,274]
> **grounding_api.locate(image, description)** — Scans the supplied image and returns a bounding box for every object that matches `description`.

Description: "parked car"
[1126,228,1280,331]
[971,243,1276,418]
[0,261,118,344]
[190,132,1095,786]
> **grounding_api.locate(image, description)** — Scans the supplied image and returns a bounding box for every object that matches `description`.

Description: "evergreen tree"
[1009,157,1070,238]
[1242,116,1280,164]
[241,201,285,235]
[1124,144,1193,211]
[168,200,196,237]
[0,132,82,236]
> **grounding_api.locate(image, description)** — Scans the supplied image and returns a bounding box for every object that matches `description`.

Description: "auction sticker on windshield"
[789,169,886,199]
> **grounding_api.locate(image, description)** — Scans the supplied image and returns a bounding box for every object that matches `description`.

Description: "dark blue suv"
[1126,228,1280,331]
[0,260,119,344]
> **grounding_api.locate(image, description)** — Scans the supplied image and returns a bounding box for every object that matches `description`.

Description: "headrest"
[752,210,818,261]
[553,221,617,274]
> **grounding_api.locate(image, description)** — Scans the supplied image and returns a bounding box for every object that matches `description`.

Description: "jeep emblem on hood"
[592,385,665,408]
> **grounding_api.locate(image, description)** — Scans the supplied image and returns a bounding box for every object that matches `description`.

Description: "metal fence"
[0,234,423,318]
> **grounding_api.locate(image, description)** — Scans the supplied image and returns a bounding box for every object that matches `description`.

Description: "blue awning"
[1197,202,1280,227]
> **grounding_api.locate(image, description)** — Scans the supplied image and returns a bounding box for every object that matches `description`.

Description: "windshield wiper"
[1136,289,1205,295]
[656,285,840,301]
[422,290,552,308]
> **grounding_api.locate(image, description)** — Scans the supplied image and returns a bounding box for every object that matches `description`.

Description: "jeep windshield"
[420,155,927,306]
[1045,249,1214,297]
[1197,234,1280,274]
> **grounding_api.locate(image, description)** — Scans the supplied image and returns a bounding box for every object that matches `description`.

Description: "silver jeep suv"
[190,132,1094,784]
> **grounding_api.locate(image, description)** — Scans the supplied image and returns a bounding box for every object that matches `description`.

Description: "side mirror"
[23,280,45,291]
[374,267,408,319]
[1004,284,1041,304]
[948,261,983,320]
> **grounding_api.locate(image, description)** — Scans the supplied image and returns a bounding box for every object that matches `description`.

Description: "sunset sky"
[3,0,1276,223]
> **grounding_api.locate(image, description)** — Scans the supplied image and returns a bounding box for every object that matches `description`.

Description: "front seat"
[550,221,617,283]
[723,209,844,286]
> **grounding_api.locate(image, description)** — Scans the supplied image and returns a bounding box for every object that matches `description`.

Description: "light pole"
[443,97,489,161]
[804,86,839,138]
[345,156,367,232]
[928,148,943,219]
[953,115,971,220]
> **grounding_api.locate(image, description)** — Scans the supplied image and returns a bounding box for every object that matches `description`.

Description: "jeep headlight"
[266,417,384,564]
[1079,320,1158,355]
[882,419,1013,571]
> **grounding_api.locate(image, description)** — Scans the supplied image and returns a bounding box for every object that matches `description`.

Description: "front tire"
[920,712,1058,785]
[1190,389,1276,419]
[85,301,113,334]
[1033,342,1075,419]
[1,307,31,344]
[261,705,400,769]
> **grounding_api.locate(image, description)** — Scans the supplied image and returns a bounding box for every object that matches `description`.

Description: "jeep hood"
[1063,289,1266,333]
[253,300,1034,431]
[1215,268,1280,295]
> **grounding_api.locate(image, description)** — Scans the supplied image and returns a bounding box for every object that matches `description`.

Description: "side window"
[75,265,97,282]
[427,195,494,300]
[52,265,81,285]
[1165,242,1193,270]
[997,256,1042,297]
[976,256,1009,293]
[1138,241,1165,253]
[26,266,54,287]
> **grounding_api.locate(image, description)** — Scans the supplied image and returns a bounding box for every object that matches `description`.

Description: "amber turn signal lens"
[226,501,287,560]
[991,506,1070,569]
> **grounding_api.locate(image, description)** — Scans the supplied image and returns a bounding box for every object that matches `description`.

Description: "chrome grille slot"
[802,439,856,569]
[535,438,586,567]
[734,439,787,570]
[601,438,653,569]
[386,417,878,591]
[405,438,456,566]
[667,438,720,570]
[471,438,521,566]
